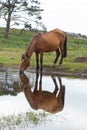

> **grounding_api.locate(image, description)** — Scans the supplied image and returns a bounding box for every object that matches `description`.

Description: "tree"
[0,0,44,38]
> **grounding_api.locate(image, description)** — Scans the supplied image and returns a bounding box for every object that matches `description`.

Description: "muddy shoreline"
[0,65,87,78]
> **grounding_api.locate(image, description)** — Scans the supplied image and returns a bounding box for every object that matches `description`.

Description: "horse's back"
[41,28,66,42]
[33,28,66,43]
[34,91,57,104]
[33,91,58,112]
[31,28,66,52]
[44,28,65,36]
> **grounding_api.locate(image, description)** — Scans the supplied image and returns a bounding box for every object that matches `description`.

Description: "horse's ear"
[22,53,24,59]
[21,53,25,61]
[21,53,28,60]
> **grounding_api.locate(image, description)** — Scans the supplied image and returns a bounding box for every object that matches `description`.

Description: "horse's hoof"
[51,64,54,67]
[19,69,24,74]
[58,64,62,68]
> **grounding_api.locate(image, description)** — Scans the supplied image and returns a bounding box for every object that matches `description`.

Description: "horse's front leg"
[40,52,43,71]
[34,72,39,93]
[36,53,39,72]
[39,72,42,91]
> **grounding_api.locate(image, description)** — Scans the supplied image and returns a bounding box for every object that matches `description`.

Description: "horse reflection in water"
[19,72,65,114]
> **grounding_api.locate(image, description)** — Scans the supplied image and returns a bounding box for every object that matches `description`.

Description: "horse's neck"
[24,87,34,105]
[26,40,35,59]
[24,87,39,109]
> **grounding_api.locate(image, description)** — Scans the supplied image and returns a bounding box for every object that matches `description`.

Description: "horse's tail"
[63,35,67,58]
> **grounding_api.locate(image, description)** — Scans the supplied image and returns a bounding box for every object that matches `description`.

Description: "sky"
[0,0,87,35]
[40,0,87,35]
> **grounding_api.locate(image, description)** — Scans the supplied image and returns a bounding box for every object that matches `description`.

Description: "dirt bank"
[0,56,87,78]
[0,65,87,78]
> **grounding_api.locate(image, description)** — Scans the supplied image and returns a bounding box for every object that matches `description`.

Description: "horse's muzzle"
[19,68,24,74]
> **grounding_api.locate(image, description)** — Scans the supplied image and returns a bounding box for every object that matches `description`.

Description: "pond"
[0,70,87,130]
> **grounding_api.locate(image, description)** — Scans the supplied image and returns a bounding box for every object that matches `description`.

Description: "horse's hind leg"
[51,49,60,67]
[57,78,65,110]
[51,76,59,95]
[59,55,63,66]
[58,47,64,66]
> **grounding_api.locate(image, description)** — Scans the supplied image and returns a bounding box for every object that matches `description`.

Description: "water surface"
[0,70,87,130]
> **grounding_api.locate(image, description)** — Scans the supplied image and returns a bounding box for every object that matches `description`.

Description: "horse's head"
[19,71,29,89]
[20,54,30,72]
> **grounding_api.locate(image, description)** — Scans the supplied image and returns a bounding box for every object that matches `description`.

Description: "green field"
[0,27,87,72]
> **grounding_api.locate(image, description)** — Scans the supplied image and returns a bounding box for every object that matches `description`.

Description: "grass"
[65,36,87,71]
[0,27,87,72]
[0,111,48,130]
[0,28,36,67]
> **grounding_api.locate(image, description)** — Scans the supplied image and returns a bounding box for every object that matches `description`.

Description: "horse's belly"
[36,44,58,52]
[44,43,59,52]
[36,35,60,52]
[43,36,60,52]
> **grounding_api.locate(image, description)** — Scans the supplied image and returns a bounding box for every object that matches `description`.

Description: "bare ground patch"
[74,57,87,62]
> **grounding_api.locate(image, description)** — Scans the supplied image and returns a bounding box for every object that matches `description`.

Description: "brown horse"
[20,28,67,72]
[19,72,65,114]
